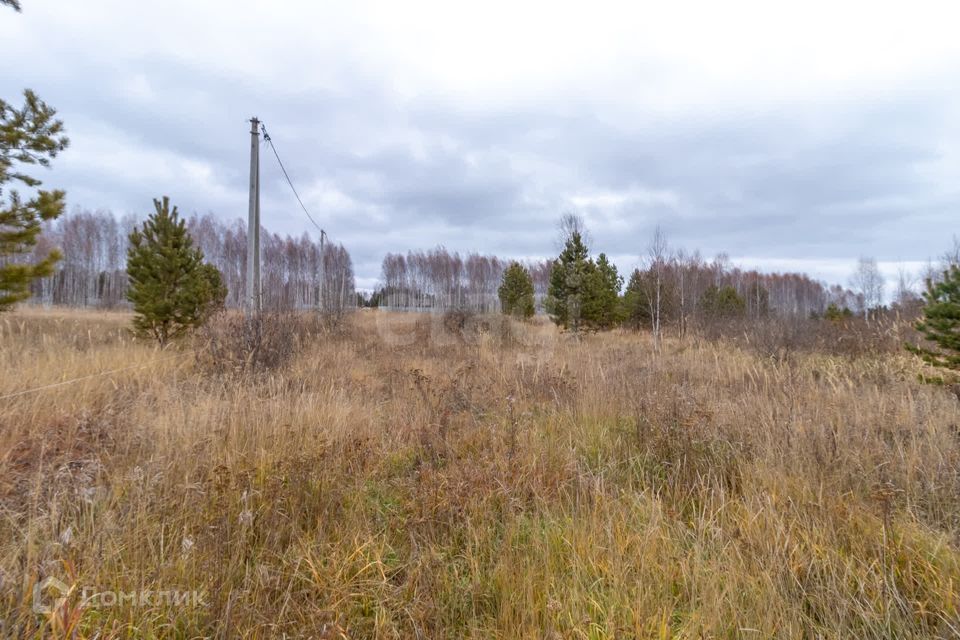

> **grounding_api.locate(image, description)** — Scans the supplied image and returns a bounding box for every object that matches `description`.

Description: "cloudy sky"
[2,0,958,291]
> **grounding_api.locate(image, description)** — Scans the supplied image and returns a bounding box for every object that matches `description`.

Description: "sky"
[2,0,959,292]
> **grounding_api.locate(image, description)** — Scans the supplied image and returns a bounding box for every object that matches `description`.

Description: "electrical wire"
[259,122,325,236]
[0,351,191,402]
[3,123,332,402]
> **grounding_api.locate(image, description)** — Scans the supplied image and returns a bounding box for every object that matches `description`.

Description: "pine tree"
[0,89,69,311]
[126,197,226,346]
[907,265,960,371]
[498,261,535,319]
[823,303,853,322]
[621,268,650,329]
[582,252,622,329]
[700,285,746,319]
[546,231,591,331]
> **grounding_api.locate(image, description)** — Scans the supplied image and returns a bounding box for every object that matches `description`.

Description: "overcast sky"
[2,0,958,291]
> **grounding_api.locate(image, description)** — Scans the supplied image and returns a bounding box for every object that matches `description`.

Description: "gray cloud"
[2,1,958,292]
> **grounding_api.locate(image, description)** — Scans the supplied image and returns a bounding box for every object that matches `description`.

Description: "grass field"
[1,308,959,638]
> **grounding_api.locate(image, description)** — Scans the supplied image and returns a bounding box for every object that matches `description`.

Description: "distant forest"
[373,245,867,320]
[5,208,936,323]
[18,209,355,312]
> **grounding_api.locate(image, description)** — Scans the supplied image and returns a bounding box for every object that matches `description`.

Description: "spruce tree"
[546,231,591,331]
[0,89,69,311]
[498,261,535,319]
[126,197,226,346]
[907,265,960,371]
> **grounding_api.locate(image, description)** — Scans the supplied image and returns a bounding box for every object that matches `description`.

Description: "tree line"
[491,218,960,377]
[376,248,552,312]
[379,219,862,329]
[13,208,356,314]
[495,216,953,341]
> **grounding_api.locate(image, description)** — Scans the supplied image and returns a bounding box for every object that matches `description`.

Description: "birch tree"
[850,256,884,322]
[645,226,668,346]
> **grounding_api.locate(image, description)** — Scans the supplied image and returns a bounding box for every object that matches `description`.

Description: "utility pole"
[246,117,261,314]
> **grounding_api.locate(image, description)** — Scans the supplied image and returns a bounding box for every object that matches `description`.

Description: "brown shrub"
[194,311,327,376]
[442,307,474,334]
[699,315,914,360]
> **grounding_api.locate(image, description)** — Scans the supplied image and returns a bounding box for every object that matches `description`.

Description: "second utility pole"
[246,117,262,315]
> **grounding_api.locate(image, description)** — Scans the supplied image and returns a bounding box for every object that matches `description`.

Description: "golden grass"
[1,308,959,638]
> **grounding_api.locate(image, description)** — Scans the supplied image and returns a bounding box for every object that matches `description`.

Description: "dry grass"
[1,308,959,638]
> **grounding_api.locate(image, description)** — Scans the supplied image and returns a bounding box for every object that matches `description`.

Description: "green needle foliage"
[621,269,650,330]
[546,230,591,332]
[823,303,854,322]
[582,252,623,330]
[498,261,535,319]
[126,197,226,346]
[907,265,960,372]
[546,233,623,332]
[700,285,746,320]
[0,89,69,311]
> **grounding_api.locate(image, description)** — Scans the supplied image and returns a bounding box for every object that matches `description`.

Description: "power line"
[0,351,191,402]
[259,122,325,236]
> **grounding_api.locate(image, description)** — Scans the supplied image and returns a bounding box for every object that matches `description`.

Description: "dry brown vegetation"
[1,308,959,638]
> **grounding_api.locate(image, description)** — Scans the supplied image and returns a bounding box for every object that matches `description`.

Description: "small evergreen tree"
[498,261,535,319]
[0,89,69,311]
[582,252,622,329]
[126,196,226,346]
[700,285,746,319]
[546,230,591,331]
[907,265,960,371]
[823,303,854,321]
[621,268,650,329]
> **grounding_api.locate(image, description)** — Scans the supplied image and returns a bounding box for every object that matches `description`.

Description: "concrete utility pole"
[246,117,261,314]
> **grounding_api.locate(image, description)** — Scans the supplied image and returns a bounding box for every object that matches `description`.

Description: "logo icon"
[32,577,71,614]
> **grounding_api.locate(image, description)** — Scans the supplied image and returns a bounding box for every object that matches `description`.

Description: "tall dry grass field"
[1,308,959,638]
